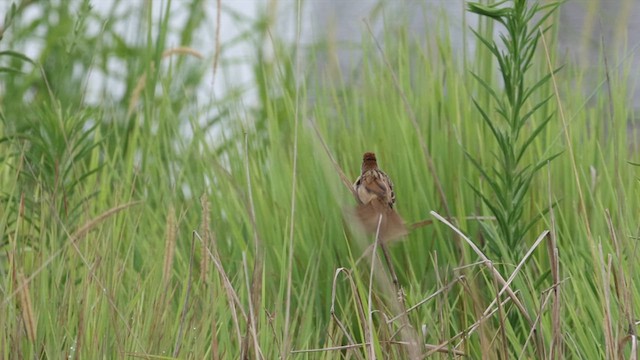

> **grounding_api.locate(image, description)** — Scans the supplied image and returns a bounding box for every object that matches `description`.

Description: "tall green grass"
[1,0,639,358]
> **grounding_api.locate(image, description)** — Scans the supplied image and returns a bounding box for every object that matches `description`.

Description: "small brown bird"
[353,152,408,241]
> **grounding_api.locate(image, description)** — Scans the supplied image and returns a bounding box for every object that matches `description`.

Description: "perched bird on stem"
[353,152,408,242]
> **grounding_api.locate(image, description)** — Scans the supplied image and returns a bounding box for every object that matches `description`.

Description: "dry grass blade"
[161,46,204,59]
[291,342,465,356]
[430,296,514,356]
[448,228,549,327]
[291,343,371,354]
[488,230,549,315]
[329,268,365,360]
[127,64,151,118]
[430,211,533,325]
[387,276,463,323]
[456,226,549,359]
[16,272,36,344]
[354,216,495,267]
[410,215,495,231]
[423,344,465,356]
[630,335,638,360]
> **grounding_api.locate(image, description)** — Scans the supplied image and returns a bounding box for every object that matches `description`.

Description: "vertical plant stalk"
[173,231,196,357]
[211,0,222,82]
[199,195,212,282]
[282,0,302,358]
[243,133,264,360]
[467,0,561,253]
[539,27,594,244]
[366,215,384,360]
[546,165,562,359]
[162,206,177,287]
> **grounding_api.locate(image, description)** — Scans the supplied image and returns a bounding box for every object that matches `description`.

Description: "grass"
[1,0,639,358]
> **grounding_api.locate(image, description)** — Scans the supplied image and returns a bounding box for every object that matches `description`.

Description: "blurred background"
[2,0,638,112]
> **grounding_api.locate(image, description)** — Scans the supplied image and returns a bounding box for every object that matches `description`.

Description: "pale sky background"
[2,1,639,108]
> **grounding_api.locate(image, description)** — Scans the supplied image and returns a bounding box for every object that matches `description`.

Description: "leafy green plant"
[1,107,103,239]
[467,0,561,255]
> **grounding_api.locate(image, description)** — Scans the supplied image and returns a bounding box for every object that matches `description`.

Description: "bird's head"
[361,152,378,172]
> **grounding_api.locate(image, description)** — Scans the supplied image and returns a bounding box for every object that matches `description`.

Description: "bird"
[352,152,408,242]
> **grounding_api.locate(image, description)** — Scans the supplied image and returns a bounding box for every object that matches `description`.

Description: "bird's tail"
[353,199,408,242]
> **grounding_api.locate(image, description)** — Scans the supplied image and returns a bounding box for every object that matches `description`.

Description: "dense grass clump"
[1,1,639,359]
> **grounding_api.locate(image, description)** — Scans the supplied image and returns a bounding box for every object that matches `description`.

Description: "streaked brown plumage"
[353,152,407,241]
